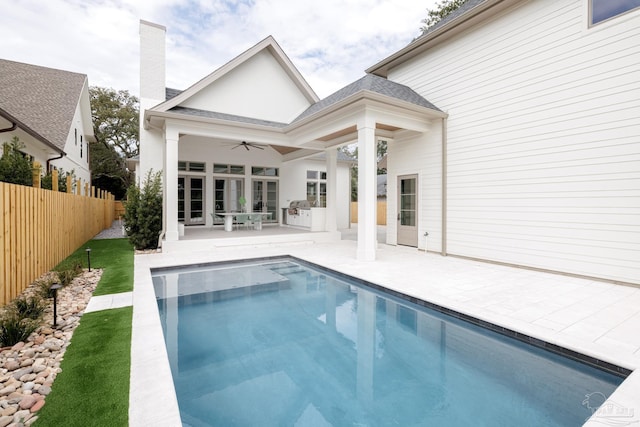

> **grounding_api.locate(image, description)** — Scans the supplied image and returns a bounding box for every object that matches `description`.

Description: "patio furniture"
[213,212,272,231]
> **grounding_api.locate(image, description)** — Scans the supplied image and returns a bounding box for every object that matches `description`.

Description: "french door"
[178,176,205,225]
[252,179,278,223]
[397,174,418,247]
[212,178,244,225]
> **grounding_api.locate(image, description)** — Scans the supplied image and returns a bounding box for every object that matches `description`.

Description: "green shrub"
[35,277,57,299]
[124,170,162,250]
[0,137,33,186]
[0,312,39,347]
[41,168,74,192]
[55,262,83,286]
[11,296,45,320]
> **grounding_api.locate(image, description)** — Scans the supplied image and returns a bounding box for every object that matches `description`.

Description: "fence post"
[76,178,81,195]
[32,162,42,188]
[66,175,72,193]
[85,182,89,197]
[52,170,59,192]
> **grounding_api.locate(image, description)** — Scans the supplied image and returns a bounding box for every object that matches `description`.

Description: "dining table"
[213,212,272,231]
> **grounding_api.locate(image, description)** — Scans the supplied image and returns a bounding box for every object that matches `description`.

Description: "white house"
[0,59,94,187]
[368,0,639,285]
[139,0,639,285]
[138,21,441,261]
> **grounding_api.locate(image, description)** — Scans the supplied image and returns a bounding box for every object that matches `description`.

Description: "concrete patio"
[128,235,640,426]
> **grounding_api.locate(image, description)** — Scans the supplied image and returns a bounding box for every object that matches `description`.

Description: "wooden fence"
[350,201,387,225]
[0,181,114,306]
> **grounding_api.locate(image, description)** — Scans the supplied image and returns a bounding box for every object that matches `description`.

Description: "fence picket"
[0,182,114,306]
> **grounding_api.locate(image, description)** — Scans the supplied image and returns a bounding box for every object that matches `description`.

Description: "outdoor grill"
[287,199,310,215]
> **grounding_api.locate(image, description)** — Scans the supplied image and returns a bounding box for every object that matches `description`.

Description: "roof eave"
[367,0,522,77]
[0,107,65,155]
[144,109,288,133]
[286,89,447,132]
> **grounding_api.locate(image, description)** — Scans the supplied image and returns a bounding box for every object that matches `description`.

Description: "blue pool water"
[152,258,625,427]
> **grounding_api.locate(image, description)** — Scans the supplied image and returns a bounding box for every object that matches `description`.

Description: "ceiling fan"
[232,141,264,151]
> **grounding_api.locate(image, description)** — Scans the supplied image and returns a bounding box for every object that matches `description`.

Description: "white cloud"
[0,0,436,99]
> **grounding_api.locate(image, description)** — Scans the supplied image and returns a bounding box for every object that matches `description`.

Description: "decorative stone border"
[0,269,102,426]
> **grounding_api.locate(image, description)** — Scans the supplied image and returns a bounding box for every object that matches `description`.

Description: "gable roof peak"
[153,34,319,112]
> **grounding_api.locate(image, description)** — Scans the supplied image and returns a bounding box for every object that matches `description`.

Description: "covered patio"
[138,25,445,262]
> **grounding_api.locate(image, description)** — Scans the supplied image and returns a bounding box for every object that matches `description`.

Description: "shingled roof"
[163,74,440,127]
[0,59,88,152]
[292,74,441,123]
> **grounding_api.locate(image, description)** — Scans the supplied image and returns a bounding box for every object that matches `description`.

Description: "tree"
[41,168,74,192]
[420,0,467,33]
[89,86,139,199]
[124,170,163,250]
[340,140,388,201]
[0,137,33,186]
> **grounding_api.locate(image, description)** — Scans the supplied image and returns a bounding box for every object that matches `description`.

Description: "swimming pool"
[152,257,626,426]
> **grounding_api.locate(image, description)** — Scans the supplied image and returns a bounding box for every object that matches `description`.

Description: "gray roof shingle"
[292,74,441,123]
[0,59,87,151]
[168,106,288,128]
[163,74,440,128]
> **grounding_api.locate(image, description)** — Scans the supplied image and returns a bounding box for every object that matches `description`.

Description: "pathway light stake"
[50,283,62,328]
[86,247,92,271]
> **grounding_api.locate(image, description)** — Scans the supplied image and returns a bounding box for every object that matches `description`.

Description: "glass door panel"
[213,178,244,225]
[178,177,185,222]
[189,177,204,224]
[253,179,277,223]
[397,175,418,247]
[266,181,277,222]
[178,176,205,225]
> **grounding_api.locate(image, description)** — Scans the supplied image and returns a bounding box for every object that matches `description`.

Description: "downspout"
[0,122,17,133]
[46,153,66,173]
[441,116,448,256]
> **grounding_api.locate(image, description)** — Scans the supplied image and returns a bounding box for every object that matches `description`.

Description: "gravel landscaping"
[0,269,101,426]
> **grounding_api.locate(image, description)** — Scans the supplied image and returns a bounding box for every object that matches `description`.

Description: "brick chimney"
[139,20,166,106]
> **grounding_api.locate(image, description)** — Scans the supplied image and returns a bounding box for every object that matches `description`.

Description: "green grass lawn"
[34,306,132,427]
[35,237,135,426]
[55,238,133,295]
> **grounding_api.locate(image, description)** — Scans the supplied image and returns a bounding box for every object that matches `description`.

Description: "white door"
[397,174,418,247]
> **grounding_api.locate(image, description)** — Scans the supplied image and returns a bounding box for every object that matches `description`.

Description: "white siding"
[388,0,640,283]
[387,126,443,252]
[180,50,312,123]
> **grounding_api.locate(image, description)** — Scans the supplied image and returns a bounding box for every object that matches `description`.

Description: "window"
[74,128,77,145]
[590,0,640,25]
[213,164,244,174]
[252,166,279,176]
[306,170,327,207]
[178,161,206,172]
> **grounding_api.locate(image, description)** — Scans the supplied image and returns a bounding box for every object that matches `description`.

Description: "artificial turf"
[33,306,132,427]
[55,238,134,296]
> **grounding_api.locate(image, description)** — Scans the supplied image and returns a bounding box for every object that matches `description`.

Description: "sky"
[1,0,437,99]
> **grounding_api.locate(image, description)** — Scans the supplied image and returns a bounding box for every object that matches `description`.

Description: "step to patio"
[85,292,133,313]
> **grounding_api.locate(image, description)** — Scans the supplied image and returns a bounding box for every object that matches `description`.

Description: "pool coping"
[129,246,640,426]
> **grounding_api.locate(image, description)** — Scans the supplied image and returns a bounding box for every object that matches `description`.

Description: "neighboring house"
[139,0,639,285]
[0,59,94,188]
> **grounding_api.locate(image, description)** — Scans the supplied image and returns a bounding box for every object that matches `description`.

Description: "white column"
[325,147,338,232]
[165,131,179,241]
[357,115,377,261]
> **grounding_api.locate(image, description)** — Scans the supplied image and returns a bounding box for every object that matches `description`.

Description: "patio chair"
[252,214,263,230]
[238,213,253,230]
